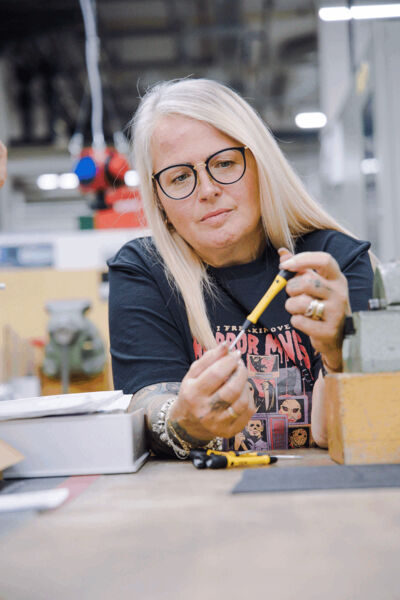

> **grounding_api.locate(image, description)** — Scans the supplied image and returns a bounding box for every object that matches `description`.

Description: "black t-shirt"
[108,229,373,450]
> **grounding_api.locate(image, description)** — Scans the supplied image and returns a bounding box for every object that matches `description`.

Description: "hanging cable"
[68,84,90,157]
[79,0,105,151]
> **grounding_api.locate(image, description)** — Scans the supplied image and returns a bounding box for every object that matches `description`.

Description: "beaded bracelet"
[152,397,223,460]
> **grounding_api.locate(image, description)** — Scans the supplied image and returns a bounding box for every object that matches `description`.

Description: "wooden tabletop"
[0,449,399,599]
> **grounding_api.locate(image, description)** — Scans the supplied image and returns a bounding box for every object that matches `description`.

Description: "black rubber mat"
[232,464,400,494]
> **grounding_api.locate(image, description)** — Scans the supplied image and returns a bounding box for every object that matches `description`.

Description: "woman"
[108,78,373,457]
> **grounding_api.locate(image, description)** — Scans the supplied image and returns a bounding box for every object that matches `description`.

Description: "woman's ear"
[156,198,174,231]
[153,182,175,231]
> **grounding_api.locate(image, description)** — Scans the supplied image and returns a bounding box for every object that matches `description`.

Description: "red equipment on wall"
[72,0,146,230]
[74,147,146,229]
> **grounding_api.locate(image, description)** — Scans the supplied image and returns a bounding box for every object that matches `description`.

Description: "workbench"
[0,448,399,599]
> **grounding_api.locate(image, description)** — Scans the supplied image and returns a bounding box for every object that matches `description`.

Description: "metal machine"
[42,299,106,393]
[343,260,400,373]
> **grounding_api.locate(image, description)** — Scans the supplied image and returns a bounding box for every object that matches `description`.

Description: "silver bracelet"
[152,397,223,460]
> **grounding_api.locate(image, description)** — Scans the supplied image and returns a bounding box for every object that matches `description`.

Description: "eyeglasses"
[152,146,247,200]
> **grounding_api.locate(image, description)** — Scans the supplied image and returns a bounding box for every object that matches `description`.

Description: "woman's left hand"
[278,247,350,372]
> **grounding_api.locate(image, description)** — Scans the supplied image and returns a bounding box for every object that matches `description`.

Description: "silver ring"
[227,406,239,420]
[305,299,325,321]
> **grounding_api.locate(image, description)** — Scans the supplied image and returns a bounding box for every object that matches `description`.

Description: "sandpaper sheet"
[232,464,400,494]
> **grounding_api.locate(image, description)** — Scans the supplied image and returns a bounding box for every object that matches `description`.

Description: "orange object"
[76,147,130,194]
[93,208,146,229]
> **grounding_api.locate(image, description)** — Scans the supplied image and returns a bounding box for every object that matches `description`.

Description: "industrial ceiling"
[0,0,320,147]
[0,0,321,225]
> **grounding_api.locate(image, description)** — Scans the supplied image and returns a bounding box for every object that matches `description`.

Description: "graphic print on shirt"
[278,395,308,425]
[288,425,314,448]
[193,323,317,450]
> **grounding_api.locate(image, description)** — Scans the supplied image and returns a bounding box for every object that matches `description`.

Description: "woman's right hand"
[169,343,255,442]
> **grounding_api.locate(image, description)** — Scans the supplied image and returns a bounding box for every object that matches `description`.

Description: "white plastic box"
[0,408,149,478]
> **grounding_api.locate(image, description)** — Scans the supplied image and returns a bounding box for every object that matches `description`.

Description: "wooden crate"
[326,372,400,464]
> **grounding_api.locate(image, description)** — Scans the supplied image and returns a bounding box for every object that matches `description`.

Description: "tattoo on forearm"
[131,381,181,411]
[133,381,213,454]
[164,382,181,394]
[131,382,181,457]
[168,418,211,446]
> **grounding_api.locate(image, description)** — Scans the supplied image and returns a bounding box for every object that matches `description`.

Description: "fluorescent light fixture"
[319,4,400,21]
[124,170,140,187]
[36,174,59,190]
[319,6,351,21]
[59,173,79,189]
[352,3,400,19]
[295,112,327,129]
[361,158,379,175]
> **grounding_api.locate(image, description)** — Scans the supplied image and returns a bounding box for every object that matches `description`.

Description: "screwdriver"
[190,449,301,459]
[206,453,278,469]
[229,268,296,350]
[189,449,256,468]
[189,449,303,469]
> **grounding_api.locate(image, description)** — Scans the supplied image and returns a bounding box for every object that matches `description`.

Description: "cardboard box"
[0,438,24,477]
[0,408,148,478]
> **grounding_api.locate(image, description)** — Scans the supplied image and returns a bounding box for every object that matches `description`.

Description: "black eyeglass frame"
[152,146,248,200]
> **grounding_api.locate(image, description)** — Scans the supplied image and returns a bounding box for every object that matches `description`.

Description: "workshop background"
[0,0,399,398]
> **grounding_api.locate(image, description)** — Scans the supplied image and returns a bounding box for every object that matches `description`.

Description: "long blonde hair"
[132,78,347,349]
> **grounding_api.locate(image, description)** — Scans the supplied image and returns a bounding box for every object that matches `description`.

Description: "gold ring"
[314,301,325,320]
[227,406,239,420]
[305,299,325,321]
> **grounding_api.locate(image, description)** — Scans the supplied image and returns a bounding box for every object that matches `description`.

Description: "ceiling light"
[352,3,400,19]
[124,170,140,187]
[319,4,400,21]
[361,158,379,175]
[295,112,327,129]
[59,173,79,189]
[319,7,351,21]
[36,174,59,191]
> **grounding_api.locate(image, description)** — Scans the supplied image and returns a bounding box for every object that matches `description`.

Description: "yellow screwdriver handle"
[247,273,291,324]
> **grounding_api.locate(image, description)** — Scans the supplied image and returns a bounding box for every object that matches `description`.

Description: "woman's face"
[151,115,264,267]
